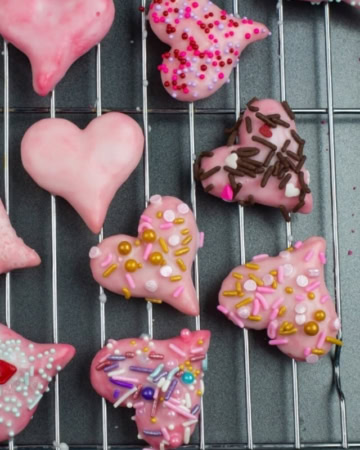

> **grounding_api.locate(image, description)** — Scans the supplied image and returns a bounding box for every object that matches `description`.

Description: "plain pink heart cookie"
[0,0,115,96]
[90,195,203,316]
[91,329,210,450]
[300,0,359,9]
[21,113,144,234]
[218,237,342,363]
[195,98,313,220]
[0,324,75,441]
[148,0,270,101]
[0,199,40,275]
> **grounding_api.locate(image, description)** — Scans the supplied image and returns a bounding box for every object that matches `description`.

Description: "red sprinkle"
[259,124,273,138]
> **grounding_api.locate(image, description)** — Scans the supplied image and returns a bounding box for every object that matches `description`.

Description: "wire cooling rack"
[1,0,360,449]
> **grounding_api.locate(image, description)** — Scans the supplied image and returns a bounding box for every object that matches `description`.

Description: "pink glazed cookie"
[195,98,312,220]
[91,329,210,450]
[0,199,40,275]
[0,324,75,441]
[218,237,342,363]
[148,0,270,101]
[0,0,115,96]
[21,113,144,234]
[90,195,203,316]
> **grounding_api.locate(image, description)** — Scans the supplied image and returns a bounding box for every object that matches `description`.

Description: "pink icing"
[90,329,210,450]
[0,324,75,441]
[218,237,342,362]
[0,200,41,275]
[90,196,201,316]
[197,98,313,216]
[21,113,144,234]
[148,0,270,101]
[0,0,115,96]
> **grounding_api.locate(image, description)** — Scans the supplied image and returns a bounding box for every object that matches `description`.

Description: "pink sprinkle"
[190,347,204,354]
[317,331,326,349]
[169,344,186,358]
[221,184,233,201]
[254,28,259,34]
[304,347,311,357]
[277,265,284,283]
[305,281,320,292]
[183,88,190,94]
[192,1,199,7]
[252,298,260,315]
[242,19,248,24]
[257,286,275,294]
[320,295,330,304]
[272,297,284,309]
[113,376,140,383]
[138,222,152,233]
[267,321,277,339]
[294,241,303,249]
[199,74,205,80]
[143,243,152,261]
[348,250,353,256]
[133,401,144,409]
[248,19,253,24]
[295,294,305,302]
[252,253,269,262]
[319,251,327,263]
[175,18,180,24]
[217,305,229,316]
[126,274,136,289]
[168,397,181,405]
[218,73,224,80]
[229,311,244,328]
[255,292,269,310]
[160,222,173,230]
[305,250,314,262]
[199,231,205,248]
[100,253,113,268]
[162,427,170,441]
[269,338,288,346]
[245,33,251,39]
[269,308,278,321]
[164,401,197,420]
[209,34,214,40]
[173,286,184,298]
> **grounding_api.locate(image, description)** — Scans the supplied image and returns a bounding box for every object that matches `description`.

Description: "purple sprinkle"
[191,404,200,415]
[165,379,178,400]
[113,389,120,399]
[108,355,126,361]
[143,430,163,437]
[153,371,168,383]
[130,366,153,374]
[103,363,119,372]
[109,379,134,389]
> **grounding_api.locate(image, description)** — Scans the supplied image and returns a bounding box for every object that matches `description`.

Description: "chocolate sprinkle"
[233,183,242,197]
[227,130,238,146]
[228,174,237,190]
[261,166,274,188]
[224,166,246,177]
[276,152,289,168]
[286,150,300,161]
[281,139,291,153]
[225,115,242,134]
[286,157,298,172]
[245,116,252,134]
[199,166,221,180]
[281,101,295,120]
[295,156,306,173]
[292,200,305,213]
[271,117,290,128]
[204,183,214,193]
[299,171,311,193]
[291,129,305,145]
[263,149,275,167]
[247,97,259,112]
[236,147,260,157]
[297,142,304,157]
[252,136,277,151]
[279,173,292,189]
[200,151,214,158]
[280,205,291,222]
[255,112,276,128]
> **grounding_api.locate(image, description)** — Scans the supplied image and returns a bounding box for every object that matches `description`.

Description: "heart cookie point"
[21,112,144,233]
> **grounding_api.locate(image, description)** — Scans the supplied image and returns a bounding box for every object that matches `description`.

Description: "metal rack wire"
[1,0,356,448]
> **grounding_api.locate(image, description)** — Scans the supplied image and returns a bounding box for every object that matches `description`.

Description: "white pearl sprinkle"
[163,209,176,222]
[296,275,309,287]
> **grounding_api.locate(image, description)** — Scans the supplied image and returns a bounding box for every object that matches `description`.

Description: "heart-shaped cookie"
[91,329,210,450]
[21,113,144,234]
[0,199,41,275]
[218,237,342,362]
[148,0,270,101]
[90,196,202,316]
[195,98,313,220]
[0,324,75,441]
[0,0,115,96]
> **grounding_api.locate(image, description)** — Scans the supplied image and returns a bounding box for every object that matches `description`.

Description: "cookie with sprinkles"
[218,237,342,363]
[148,0,270,101]
[89,195,203,316]
[0,324,75,441]
[0,199,41,275]
[195,98,313,220]
[91,329,210,450]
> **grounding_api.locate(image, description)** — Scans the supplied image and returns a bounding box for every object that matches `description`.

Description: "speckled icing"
[0,0,115,96]
[90,196,203,316]
[301,0,359,9]
[0,200,40,275]
[218,237,342,362]
[195,98,313,219]
[148,0,270,101]
[0,324,75,441]
[91,329,210,450]
[21,113,144,234]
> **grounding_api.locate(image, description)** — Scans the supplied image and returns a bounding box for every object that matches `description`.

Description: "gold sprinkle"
[175,247,190,256]
[170,275,182,282]
[248,315,262,321]
[196,390,203,396]
[235,281,242,292]
[314,310,326,321]
[312,348,325,355]
[122,287,131,300]
[287,247,294,252]
[181,228,190,235]
[145,298,163,304]
[197,339,203,345]
[272,281,278,289]
[222,290,238,297]
[279,328,297,335]
[232,272,243,280]
[245,263,260,270]
[130,340,137,346]
[151,417,157,424]
[179,364,184,370]
[270,270,278,276]
[156,211,163,219]
[103,264,118,278]
[135,239,141,246]
[174,218,185,224]
[285,286,293,294]
[249,274,264,286]
[194,369,200,376]
[278,306,287,317]
[182,235,192,245]
[185,360,190,366]
[176,258,187,272]
[326,337,343,346]
[235,298,253,309]
[159,238,169,253]
[143,347,149,353]
[308,292,315,300]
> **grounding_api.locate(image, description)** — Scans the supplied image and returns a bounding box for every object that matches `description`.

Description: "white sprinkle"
[296,275,309,287]
[89,246,101,259]
[244,280,257,291]
[177,203,190,214]
[164,210,176,222]
[145,280,158,293]
[113,387,137,408]
[160,265,173,277]
[184,426,191,444]
[168,235,180,247]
